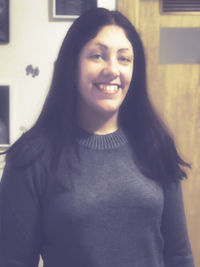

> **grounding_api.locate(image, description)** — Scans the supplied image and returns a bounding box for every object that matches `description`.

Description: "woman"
[0,8,194,267]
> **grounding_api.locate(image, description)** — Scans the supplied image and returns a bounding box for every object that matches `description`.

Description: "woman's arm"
[161,181,195,267]
[0,160,43,267]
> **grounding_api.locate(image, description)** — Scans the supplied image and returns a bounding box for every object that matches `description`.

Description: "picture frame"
[49,0,117,21]
[0,86,10,149]
[0,0,9,44]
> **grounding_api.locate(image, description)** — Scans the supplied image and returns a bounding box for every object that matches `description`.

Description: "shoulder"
[2,139,51,199]
[6,128,50,168]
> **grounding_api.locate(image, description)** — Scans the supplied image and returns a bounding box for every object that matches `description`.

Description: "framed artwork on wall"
[49,0,116,21]
[0,0,9,44]
[0,86,10,149]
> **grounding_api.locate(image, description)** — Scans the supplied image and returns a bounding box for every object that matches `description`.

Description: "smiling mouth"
[95,84,121,94]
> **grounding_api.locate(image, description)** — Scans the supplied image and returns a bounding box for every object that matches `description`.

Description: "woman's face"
[77,25,134,119]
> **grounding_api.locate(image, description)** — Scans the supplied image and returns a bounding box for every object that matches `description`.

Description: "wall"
[0,0,71,144]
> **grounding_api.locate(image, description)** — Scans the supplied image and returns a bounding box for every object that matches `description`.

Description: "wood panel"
[117,0,139,28]
[118,1,200,266]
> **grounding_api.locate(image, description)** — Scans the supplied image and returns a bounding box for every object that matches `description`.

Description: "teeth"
[98,84,119,93]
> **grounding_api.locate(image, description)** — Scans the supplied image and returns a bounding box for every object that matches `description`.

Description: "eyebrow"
[95,42,132,53]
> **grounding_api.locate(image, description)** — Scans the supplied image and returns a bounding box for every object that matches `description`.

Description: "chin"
[96,105,119,115]
[95,100,122,112]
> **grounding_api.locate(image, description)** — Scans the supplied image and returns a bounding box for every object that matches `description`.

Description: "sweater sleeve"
[161,181,195,267]
[0,159,44,267]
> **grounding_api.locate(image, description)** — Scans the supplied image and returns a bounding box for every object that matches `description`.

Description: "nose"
[102,58,120,79]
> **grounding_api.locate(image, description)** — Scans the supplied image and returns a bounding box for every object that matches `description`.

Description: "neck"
[77,108,119,135]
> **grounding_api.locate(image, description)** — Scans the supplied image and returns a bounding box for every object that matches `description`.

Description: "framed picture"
[49,0,117,21]
[0,86,10,148]
[0,0,9,44]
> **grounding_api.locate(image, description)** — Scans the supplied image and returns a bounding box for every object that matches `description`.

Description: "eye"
[118,56,132,63]
[90,54,103,60]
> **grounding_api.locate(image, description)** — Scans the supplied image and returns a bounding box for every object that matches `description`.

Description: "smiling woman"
[77,25,133,133]
[0,7,194,267]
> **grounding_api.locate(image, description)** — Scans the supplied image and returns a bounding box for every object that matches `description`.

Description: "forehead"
[84,25,133,51]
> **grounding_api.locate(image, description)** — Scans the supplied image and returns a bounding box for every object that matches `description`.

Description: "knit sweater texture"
[0,128,194,267]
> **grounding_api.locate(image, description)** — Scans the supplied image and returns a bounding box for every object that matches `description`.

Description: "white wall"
[0,0,71,144]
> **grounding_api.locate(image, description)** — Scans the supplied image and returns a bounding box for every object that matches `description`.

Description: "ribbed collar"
[76,127,128,150]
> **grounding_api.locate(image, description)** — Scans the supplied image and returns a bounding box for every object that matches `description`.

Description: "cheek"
[127,65,134,85]
[78,68,93,101]
[123,68,133,88]
[78,67,89,91]
[79,63,96,86]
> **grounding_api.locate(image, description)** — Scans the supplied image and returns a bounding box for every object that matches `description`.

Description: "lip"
[94,83,122,94]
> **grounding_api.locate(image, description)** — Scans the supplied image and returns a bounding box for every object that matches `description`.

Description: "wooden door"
[118,0,200,265]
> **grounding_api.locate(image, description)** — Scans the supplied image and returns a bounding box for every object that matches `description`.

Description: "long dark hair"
[5,8,190,186]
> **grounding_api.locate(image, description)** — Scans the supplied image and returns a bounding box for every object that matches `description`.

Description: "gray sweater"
[0,129,194,267]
